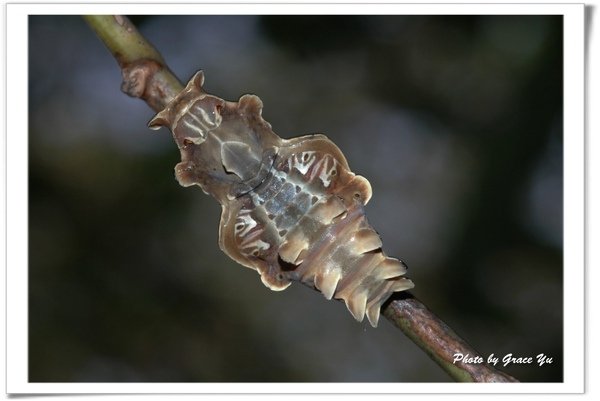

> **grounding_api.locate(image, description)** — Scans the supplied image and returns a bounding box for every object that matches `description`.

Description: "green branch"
[83,15,183,111]
[83,14,518,383]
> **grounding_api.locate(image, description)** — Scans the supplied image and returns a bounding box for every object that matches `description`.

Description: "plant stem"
[83,14,518,383]
[83,15,183,111]
[383,292,518,382]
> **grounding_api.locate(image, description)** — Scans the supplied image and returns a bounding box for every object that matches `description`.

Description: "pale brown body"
[149,71,413,327]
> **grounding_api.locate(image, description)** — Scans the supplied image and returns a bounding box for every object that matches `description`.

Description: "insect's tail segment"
[292,201,414,327]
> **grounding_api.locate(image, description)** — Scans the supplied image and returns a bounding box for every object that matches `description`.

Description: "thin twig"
[83,15,183,111]
[83,14,519,383]
[383,292,518,382]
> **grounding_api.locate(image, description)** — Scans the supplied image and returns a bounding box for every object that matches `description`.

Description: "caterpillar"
[149,71,414,327]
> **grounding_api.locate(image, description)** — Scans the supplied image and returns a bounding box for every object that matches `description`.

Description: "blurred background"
[29,15,563,382]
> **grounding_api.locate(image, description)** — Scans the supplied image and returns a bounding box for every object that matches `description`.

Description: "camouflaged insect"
[149,71,414,327]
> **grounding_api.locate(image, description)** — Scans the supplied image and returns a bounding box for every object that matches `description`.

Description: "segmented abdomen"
[224,145,413,327]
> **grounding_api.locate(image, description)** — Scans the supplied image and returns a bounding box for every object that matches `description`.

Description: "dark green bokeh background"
[29,15,563,382]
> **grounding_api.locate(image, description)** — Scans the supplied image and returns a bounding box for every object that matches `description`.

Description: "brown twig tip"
[382,293,519,382]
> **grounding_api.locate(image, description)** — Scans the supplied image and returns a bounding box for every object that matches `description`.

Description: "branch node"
[121,59,161,99]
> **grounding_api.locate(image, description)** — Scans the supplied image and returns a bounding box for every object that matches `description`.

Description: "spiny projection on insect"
[149,71,414,327]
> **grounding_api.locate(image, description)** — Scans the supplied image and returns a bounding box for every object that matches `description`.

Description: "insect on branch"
[83,14,519,383]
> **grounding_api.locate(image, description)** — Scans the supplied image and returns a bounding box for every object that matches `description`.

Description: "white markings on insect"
[312,155,338,188]
[288,152,338,188]
[249,239,270,252]
[174,95,222,138]
[182,120,207,143]
[235,209,270,257]
[242,237,271,257]
[190,104,221,129]
[235,209,257,237]
[289,151,317,175]
[173,95,202,127]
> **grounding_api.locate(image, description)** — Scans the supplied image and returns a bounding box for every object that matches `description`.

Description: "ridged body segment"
[149,71,414,327]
